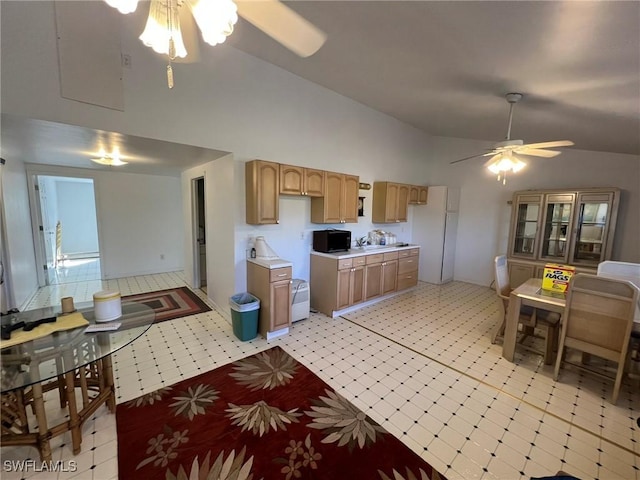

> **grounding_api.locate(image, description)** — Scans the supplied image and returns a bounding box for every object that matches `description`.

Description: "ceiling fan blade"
[521,140,574,150]
[450,150,497,164]
[236,0,327,57]
[517,148,561,158]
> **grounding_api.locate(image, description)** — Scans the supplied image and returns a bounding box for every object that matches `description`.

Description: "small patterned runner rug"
[122,286,211,324]
[116,346,446,480]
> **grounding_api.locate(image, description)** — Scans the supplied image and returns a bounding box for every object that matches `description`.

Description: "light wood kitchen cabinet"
[247,261,292,337]
[364,252,398,299]
[310,171,359,224]
[409,186,429,205]
[279,165,325,197]
[397,248,419,290]
[245,160,280,225]
[310,247,420,316]
[372,182,410,223]
[507,188,620,287]
[311,255,366,315]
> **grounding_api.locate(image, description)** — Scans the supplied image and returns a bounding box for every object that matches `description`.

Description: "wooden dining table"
[502,277,640,363]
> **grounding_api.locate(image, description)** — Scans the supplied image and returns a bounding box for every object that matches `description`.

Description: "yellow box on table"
[541,264,576,293]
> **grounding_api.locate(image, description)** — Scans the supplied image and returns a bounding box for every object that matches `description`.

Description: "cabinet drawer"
[269,267,292,282]
[398,257,418,274]
[337,258,353,270]
[352,256,367,267]
[409,248,419,257]
[366,253,384,264]
[398,248,419,258]
[383,252,398,261]
[397,272,418,290]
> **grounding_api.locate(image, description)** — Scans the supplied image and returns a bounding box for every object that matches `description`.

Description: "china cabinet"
[507,188,620,287]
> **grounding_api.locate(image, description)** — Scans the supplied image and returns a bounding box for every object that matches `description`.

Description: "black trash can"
[229,293,260,341]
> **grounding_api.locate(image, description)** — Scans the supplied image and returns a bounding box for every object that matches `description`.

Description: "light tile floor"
[47,259,101,286]
[3,273,639,480]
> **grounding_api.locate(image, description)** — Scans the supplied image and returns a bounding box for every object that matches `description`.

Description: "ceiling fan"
[450,93,574,184]
[104,0,327,87]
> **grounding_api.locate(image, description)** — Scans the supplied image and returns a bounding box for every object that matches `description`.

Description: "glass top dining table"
[1,301,155,393]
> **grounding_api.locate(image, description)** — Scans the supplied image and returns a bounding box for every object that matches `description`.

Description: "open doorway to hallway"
[35,175,101,285]
[192,177,207,294]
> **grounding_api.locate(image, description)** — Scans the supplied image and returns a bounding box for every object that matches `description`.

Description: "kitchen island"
[310,245,420,317]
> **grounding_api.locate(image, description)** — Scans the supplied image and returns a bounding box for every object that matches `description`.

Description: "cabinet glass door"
[539,194,575,263]
[570,193,613,266]
[511,195,542,258]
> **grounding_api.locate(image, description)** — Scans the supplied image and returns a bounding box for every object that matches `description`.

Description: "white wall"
[26,164,184,280]
[1,157,39,310]
[182,155,236,315]
[424,136,640,285]
[1,2,638,297]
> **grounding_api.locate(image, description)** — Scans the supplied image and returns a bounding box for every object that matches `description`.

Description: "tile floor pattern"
[2,274,639,480]
[46,259,101,286]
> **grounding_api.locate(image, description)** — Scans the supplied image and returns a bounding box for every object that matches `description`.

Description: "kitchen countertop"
[311,244,420,260]
[247,257,293,269]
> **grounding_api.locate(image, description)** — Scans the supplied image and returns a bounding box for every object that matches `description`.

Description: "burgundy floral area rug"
[116,346,446,480]
[122,287,211,324]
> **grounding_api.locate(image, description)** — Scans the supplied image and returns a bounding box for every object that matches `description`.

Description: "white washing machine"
[291,279,310,322]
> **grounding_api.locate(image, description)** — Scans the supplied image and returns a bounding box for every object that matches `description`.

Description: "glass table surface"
[1,301,154,393]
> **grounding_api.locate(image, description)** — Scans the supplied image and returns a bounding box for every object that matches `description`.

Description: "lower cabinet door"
[382,261,398,295]
[350,266,365,305]
[365,263,383,300]
[336,269,351,310]
[271,279,292,331]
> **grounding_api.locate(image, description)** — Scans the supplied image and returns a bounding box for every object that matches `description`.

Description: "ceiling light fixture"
[104,0,139,14]
[91,148,128,166]
[485,151,526,185]
[106,0,238,88]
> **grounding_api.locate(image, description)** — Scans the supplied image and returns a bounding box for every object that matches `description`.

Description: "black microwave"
[313,229,351,253]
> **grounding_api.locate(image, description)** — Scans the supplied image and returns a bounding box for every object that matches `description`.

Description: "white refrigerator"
[411,186,460,284]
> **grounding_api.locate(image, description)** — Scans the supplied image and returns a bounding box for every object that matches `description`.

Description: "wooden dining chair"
[491,255,560,364]
[553,273,639,404]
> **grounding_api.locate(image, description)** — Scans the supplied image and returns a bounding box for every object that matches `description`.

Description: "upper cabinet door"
[246,160,279,225]
[538,194,575,263]
[321,171,344,223]
[304,168,325,197]
[509,194,543,259]
[408,186,420,205]
[568,192,618,267]
[396,184,410,222]
[342,174,359,223]
[418,187,428,205]
[280,164,304,195]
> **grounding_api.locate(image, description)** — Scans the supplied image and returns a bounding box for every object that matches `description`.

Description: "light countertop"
[311,244,420,260]
[247,257,293,269]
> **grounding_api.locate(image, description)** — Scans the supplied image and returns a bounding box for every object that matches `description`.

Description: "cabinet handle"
[276,220,280,224]
[277,273,287,277]
[407,260,413,263]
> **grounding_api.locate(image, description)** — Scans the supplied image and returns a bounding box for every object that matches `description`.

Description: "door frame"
[27,169,102,287]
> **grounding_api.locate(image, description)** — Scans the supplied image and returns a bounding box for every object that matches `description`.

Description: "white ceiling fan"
[105,0,326,87]
[450,93,574,184]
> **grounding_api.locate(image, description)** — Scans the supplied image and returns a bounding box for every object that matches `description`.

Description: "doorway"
[34,175,101,285]
[192,177,207,292]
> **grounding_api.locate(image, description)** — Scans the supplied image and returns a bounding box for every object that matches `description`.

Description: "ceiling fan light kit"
[104,0,326,89]
[450,92,574,185]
